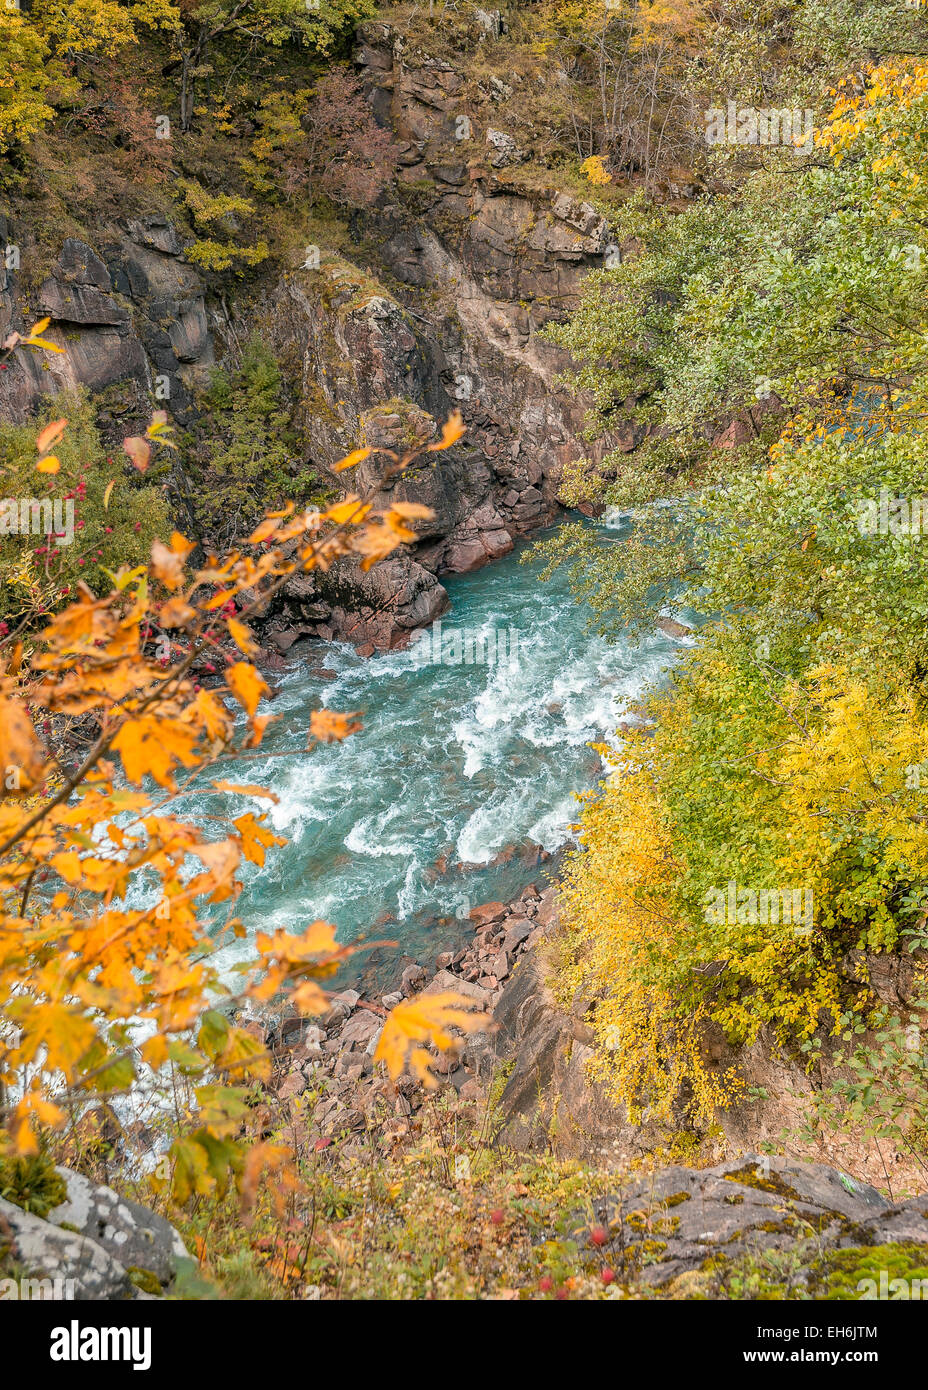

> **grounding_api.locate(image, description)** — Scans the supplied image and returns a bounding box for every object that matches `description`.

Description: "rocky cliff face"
[255,21,631,648]
[0,20,628,650]
[0,215,215,427]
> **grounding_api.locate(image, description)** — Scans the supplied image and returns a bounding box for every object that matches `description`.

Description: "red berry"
[490,1208,505,1225]
[538,1277,553,1293]
[590,1225,609,1247]
[601,1267,615,1285]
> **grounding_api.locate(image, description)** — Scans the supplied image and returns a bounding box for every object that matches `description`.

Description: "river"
[181,512,685,985]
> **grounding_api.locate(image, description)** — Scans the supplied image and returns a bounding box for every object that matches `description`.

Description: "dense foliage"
[542,12,928,1144]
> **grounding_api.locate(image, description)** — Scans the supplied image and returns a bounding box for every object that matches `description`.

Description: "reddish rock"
[481,528,513,560]
[534,887,559,929]
[443,537,488,573]
[469,901,507,926]
[657,616,692,640]
[490,951,511,981]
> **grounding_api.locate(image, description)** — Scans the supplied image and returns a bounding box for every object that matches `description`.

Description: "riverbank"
[258,882,559,1149]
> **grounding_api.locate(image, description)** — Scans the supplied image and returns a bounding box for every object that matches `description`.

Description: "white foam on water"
[344,811,420,859]
[158,520,687,966]
[455,784,540,865]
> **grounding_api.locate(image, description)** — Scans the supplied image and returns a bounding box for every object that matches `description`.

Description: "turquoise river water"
[171,513,686,985]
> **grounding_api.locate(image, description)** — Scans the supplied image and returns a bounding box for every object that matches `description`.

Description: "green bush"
[0,392,169,629]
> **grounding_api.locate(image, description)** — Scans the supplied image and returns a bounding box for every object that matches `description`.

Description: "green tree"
[161,0,373,132]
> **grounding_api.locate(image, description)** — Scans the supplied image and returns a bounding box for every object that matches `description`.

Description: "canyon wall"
[0,19,634,649]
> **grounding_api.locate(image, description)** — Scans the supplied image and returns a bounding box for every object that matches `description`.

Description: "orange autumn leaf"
[256,920,340,962]
[141,1034,170,1070]
[233,811,286,867]
[425,411,466,451]
[226,662,270,718]
[22,317,63,354]
[308,708,363,743]
[353,519,410,570]
[212,780,278,803]
[247,517,280,544]
[374,992,491,1088]
[323,496,371,526]
[7,1000,98,1078]
[0,693,46,793]
[186,688,234,741]
[151,533,195,592]
[111,714,201,788]
[388,501,435,521]
[227,617,258,656]
[205,587,238,611]
[332,447,372,472]
[190,837,242,883]
[243,713,273,748]
[159,596,196,628]
[9,1094,67,1155]
[290,979,329,1014]
[36,418,67,454]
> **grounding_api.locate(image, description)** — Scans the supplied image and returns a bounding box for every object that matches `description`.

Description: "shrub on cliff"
[0,392,168,632]
[187,338,329,548]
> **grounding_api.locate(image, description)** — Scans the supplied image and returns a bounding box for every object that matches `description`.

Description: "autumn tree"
[159,0,373,132]
[0,8,54,158]
[0,322,485,1207]
[243,68,400,207]
[539,30,928,1124]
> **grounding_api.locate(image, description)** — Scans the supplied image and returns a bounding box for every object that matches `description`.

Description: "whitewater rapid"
[177,514,685,979]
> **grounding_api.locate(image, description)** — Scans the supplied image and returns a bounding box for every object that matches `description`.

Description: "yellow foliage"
[375,992,491,1089]
[558,758,740,1126]
[580,155,612,186]
[560,659,928,1127]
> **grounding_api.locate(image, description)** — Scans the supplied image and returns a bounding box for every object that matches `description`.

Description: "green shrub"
[0,392,169,629]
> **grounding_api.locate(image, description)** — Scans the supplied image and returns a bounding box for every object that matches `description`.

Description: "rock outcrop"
[251,22,642,647]
[0,1166,189,1300]
[576,1154,928,1290]
[0,220,215,426]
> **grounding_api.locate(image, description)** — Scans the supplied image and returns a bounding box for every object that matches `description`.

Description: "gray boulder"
[0,1195,133,1301]
[575,1153,928,1288]
[47,1167,189,1287]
